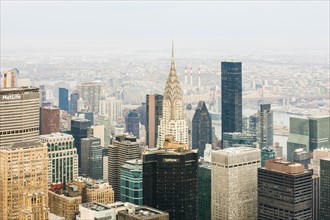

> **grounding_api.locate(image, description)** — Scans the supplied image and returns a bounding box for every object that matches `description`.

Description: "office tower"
[258,158,312,219]
[0,87,40,147]
[143,145,198,220]
[309,116,330,152]
[192,101,212,157]
[222,132,257,148]
[157,44,189,147]
[78,111,94,125]
[70,118,91,168]
[261,147,275,167]
[312,175,320,220]
[59,87,69,112]
[39,85,47,105]
[249,114,258,135]
[99,96,122,124]
[77,81,101,113]
[320,158,330,220]
[97,115,111,147]
[91,124,105,147]
[125,110,140,138]
[198,159,211,220]
[257,104,273,148]
[309,148,330,175]
[117,206,169,220]
[39,133,78,185]
[221,62,242,140]
[48,186,82,220]
[40,106,60,135]
[120,159,143,205]
[83,181,114,204]
[287,117,310,161]
[108,134,140,201]
[146,94,163,148]
[138,102,147,126]
[212,147,261,220]
[1,68,18,88]
[102,147,109,181]
[70,91,79,115]
[81,137,103,180]
[293,148,312,168]
[0,141,49,220]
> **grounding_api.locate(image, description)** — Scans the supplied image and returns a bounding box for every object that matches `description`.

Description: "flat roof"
[81,202,111,211]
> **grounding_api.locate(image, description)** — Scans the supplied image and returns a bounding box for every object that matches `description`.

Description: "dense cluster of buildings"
[0,45,329,220]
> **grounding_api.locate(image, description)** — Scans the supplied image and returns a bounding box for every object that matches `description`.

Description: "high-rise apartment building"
[70,91,79,115]
[81,137,103,180]
[97,115,112,147]
[40,106,60,135]
[120,159,143,205]
[78,81,101,113]
[70,118,91,168]
[91,124,105,147]
[221,62,242,140]
[1,68,19,88]
[192,101,212,157]
[212,147,260,220]
[40,133,78,185]
[143,145,198,220]
[0,87,40,147]
[0,141,49,220]
[125,110,140,138]
[258,158,313,219]
[108,134,140,201]
[146,94,163,148]
[99,96,122,124]
[320,158,330,220]
[59,87,69,112]
[157,45,188,147]
[257,104,273,148]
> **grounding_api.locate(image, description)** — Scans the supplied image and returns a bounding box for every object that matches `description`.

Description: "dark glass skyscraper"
[125,110,140,138]
[143,148,198,220]
[146,94,163,148]
[59,87,69,112]
[320,158,330,220]
[81,137,103,180]
[258,104,273,148]
[192,101,212,157]
[70,118,91,168]
[70,91,79,115]
[221,62,242,142]
[198,162,211,220]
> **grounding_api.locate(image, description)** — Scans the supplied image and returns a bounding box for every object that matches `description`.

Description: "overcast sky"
[1,1,329,56]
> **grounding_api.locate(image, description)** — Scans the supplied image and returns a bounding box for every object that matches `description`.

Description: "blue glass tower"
[59,87,69,112]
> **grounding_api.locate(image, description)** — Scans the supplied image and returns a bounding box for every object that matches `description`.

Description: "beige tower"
[157,43,188,147]
[211,147,261,220]
[0,141,49,220]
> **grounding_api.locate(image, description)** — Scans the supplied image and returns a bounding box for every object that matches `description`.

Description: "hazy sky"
[1,1,329,55]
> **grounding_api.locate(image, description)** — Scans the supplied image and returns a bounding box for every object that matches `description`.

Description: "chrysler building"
[157,43,189,148]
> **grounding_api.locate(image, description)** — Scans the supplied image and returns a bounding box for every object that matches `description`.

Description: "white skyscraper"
[157,43,189,148]
[1,68,19,89]
[211,147,261,220]
[99,96,122,124]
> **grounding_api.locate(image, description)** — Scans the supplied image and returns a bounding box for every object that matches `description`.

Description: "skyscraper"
[59,87,69,112]
[192,101,212,157]
[221,62,242,141]
[108,134,140,201]
[157,44,188,147]
[146,94,163,148]
[258,158,312,219]
[39,133,78,185]
[138,102,147,126]
[309,116,330,152]
[143,143,198,220]
[81,137,103,180]
[77,81,101,113]
[1,68,19,88]
[0,87,40,148]
[125,110,140,138]
[120,159,143,205]
[320,158,330,220]
[70,91,79,115]
[99,96,123,124]
[70,118,92,168]
[257,104,273,148]
[212,147,260,220]
[40,106,60,135]
[198,159,211,220]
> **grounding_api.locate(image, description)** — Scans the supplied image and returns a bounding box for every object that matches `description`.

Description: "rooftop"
[263,158,306,174]
[0,86,38,93]
[81,202,111,212]
[119,205,168,218]
[39,132,73,140]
